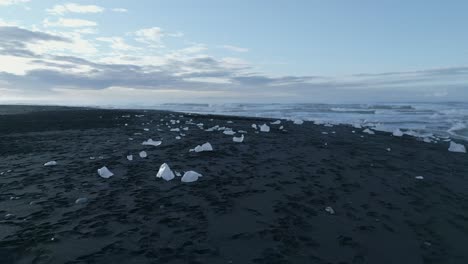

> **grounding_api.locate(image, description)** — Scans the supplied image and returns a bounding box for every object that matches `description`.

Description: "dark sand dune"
[0,106,467,264]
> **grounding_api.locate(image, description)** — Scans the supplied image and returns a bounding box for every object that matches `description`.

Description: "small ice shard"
[279,126,284,130]
[393,128,404,137]
[4,213,15,219]
[134,132,142,135]
[126,155,133,161]
[156,163,175,181]
[353,123,362,129]
[170,128,180,132]
[238,130,248,134]
[363,128,375,135]
[175,136,181,140]
[415,176,424,180]
[352,130,356,133]
[44,161,57,166]
[448,141,466,153]
[233,134,244,143]
[143,128,150,131]
[227,121,233,123]
[193,142,213,152]
[251,124,257,130]
[128,137,133,141]
[142,139,162,147]
[183,127,189,131]
[175,171,182,177]
[124,123,128,126]
[322,132,328,135]
[271,120,281,125]
[325,206,335,215]
[89,156,95,160]
[75,197,88,204]
[386,148,391,152]
[223,130,236,135]
[97,166,114,179]
[139,151,147,158]
[423,137,432,143]
[260,124,270,132]
[181,171,202,183]
[293,119,304,125]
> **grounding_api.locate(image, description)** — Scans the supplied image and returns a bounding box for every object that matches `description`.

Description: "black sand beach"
[0,105,467,264]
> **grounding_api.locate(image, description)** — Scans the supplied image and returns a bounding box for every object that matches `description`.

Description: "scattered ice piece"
[251,124,257,130]
[325,206,335,215]
[97,166,114,179]
[128,137,134,140]
[175,171,182,177]
[415,176,424,180]
[259,124,270,132]
[156,163,175,181]
[175,136,181,140]
[75,197,88,204]
[124,123,128,126]
[293,119,304,125]
[143,128,150,131]
[193,142,213,152]
[142,139,162,147]
[181,171,202,183]
[352,130,356,133]
[233,134,244,143]
[134,132,142,135]
[170,128,180,132]
[448,141,466,153]
[392,128,404,137]
[363,128,375,135]
[423,137,432,143]
[386,148,391,152]
[223,130,236,135]
[4,213,15,219]
[353,123,362,129]
[279,126,284,130]
[238,130,248,134]
[89,156,95,160]
[183,127,189,131]
[139,151,147,158]
[271,120,281,125]
[126,155,133,161]
[321,132,328,135]
[44,161,57,166]
[227,121,233,124]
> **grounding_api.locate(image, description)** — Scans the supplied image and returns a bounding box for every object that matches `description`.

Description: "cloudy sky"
[0,0,467,106]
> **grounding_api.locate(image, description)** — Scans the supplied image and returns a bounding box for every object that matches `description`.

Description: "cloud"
[43,18,98,28]
[135,27,164,47]
[221,45,249,53]
[46,3,104,15]
[0,0,29,6]
[111,8,128,13]
[96,37,137,51]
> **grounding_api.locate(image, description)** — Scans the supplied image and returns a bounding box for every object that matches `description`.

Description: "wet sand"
[0,105,467,264]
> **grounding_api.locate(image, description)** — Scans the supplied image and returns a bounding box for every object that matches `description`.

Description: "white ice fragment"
[279,126,284,130]
[321,132,328,135]
[259,124,270,132]
[142,139,162,147]
[238,130,248,134]
[89,156,95,160]
[223,130,236,135]
[193,142,213,152]
[233,134,244,143]
[143,128,150,131]
[175,136,181,140]
[126,155,133,161]
[128,137,133,141]
[227,121,233,124]
[170,128,180,132]
[271,120,281,125]
[293,119,304,125]
[386,148,391,152]
[325,206,335,214]
[251,124,257,130]
[175,171,182,177]
[353,123,362,129]
[183,127,189,131]
[44,161,57,166]
[363,128,375,135]
[156,163,175,181]
[392,128,404,137]
[448,141,466,153]
[97,166,114,179]
[181,171,202,183]
[415,176,424,180]
[139,151,147,158]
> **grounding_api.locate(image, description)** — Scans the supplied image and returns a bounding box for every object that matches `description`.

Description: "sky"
[0,0,467,106]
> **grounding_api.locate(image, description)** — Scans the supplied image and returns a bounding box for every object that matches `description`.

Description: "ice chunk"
[181,171,202,183]
[279,126,284,130]
[233,134,244,143]
[392,128,404,137]
[143,128,150,131]
[44,161,57,166]
[238,130,248,134]
[156,163,175,181]
[415,176,424,180]
[193,142,213,152]
[175,171,182,177]
[126,155,133,161]
[271,120,281,125]
[227,121,233,124]
[139,151,147,158]
[170,128,180,132]
[142,139,162,147]
[175,136,181,140]
[223,130,236,135]
[293,119,304,125]
[386,148,391,152]
[97,166,114,179]
[325,206,335,214]
[183,127,189,131]
[363,128,375,135]
[259,124,270,132]
[251,124,257,130]
[448,141,466,153]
